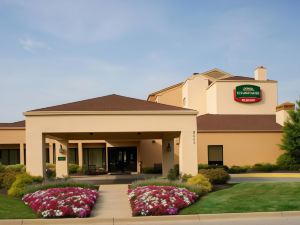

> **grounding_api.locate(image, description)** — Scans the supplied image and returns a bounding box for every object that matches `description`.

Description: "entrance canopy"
[24,94,198,177]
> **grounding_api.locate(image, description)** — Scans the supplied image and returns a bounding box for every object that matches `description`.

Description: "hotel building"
[0,67,294,177]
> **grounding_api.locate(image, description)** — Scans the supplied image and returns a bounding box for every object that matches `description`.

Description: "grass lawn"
[180,182,300,214]
[0,194,37,219]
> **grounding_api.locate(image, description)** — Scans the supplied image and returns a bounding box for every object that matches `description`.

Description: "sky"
[0,0,299,122]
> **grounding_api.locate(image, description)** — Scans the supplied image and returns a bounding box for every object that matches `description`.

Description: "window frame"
[208,145,223,166]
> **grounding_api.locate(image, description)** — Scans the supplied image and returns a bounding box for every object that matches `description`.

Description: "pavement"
[2,211,300,225]
[229,173,300,183]
[92,184,132,218]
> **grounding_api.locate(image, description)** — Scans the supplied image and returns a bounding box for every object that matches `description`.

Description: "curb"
[2,211,300,225]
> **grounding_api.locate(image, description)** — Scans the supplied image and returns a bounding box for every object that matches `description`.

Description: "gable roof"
[27,94,192,112]
[200,68,233,81]
[147,68,233,100]
[197,114,282,132]
[0,120,25,128]
[147,82,183,100]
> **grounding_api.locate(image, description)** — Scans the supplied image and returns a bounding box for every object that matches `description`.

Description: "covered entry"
[24,94,198,177]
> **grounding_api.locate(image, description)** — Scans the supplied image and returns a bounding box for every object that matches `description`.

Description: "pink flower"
[22,187,98,218]
[128,186,198,216]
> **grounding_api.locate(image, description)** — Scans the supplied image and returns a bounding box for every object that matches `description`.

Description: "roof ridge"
[27,94,194,112]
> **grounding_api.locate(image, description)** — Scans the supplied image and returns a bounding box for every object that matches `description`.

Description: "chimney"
[254,66,267,80]
[276,102,295,126]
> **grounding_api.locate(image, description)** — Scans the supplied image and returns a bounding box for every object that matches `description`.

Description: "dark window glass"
[0,149,20,165]
[53,143,56,164]
[46,148,50,163]
[208,145,223,166]
[68,148,78,164]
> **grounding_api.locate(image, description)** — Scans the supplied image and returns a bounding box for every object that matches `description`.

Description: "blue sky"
[0,0,299,122]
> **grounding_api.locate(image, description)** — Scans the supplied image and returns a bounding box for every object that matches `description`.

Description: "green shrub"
[45,163,56,178]
[198,164,229,171]
[199,168,230,184]
[167,164,179,180]
[68,164,80,174]
[8,173,43,197]
[2,170,19,189]
[5,164,25,173]
[0,164,5,173]
[276,154,297,169]
[181,174,193,182]
[186,174,212,193]
[46,163,55,169]
[142,167,162,174]
[228,165,250,174]
[251,163,278,172]
[287,164,300,171]
[131,178,203,195]
[22,182,98,196]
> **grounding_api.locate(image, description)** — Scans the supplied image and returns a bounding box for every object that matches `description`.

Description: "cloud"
[19,38,50,52]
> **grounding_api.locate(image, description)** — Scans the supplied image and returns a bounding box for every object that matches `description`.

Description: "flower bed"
[22,187,98,218]
[128,185,198,216]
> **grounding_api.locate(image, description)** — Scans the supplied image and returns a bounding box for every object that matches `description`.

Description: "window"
[208,145,223,165]
[83,148,106,169]
[46,148,50,163]
[53,143,56,164]
[0,149,20,165]
[69,148,79,164]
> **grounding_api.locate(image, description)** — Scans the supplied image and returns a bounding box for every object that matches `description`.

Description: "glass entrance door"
[108,147,137,172]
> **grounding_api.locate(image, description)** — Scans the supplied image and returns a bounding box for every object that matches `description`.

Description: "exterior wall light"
[167,143,171,152]
[59,144,65,154]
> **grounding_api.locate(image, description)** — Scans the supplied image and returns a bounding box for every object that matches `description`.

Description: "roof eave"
[206,79,278,90]
[24,110,198,116]
[197,129,282,133]
[0,127,25,130]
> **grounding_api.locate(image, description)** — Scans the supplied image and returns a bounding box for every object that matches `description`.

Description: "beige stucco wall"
[135,137,180,169]
[198,132,283,166]
[25,111,198,177]
[0,129,25,144]
[150,86,183,107]
[206,81,278,115]
[205,83,218,114]
[182,75,209,115]
[139,140,162,168]
[276,110,290,126]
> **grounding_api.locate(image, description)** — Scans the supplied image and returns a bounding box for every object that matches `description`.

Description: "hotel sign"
[234,85,261,103]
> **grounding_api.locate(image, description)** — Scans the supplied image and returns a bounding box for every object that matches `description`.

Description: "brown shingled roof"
[29,94,192,112]
[0,120,25,128]
[197,114,282,132]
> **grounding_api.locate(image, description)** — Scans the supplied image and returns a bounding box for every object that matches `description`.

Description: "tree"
[280,99,300,164]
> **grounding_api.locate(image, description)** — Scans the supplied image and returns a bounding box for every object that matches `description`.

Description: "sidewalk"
[3,211,300,225]
[92,184,132,218]
[229,173,300,183]
[231,173,300,178]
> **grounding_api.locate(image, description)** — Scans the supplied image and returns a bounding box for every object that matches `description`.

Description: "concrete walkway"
[92,184,132,218]
[230,173,300,183]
